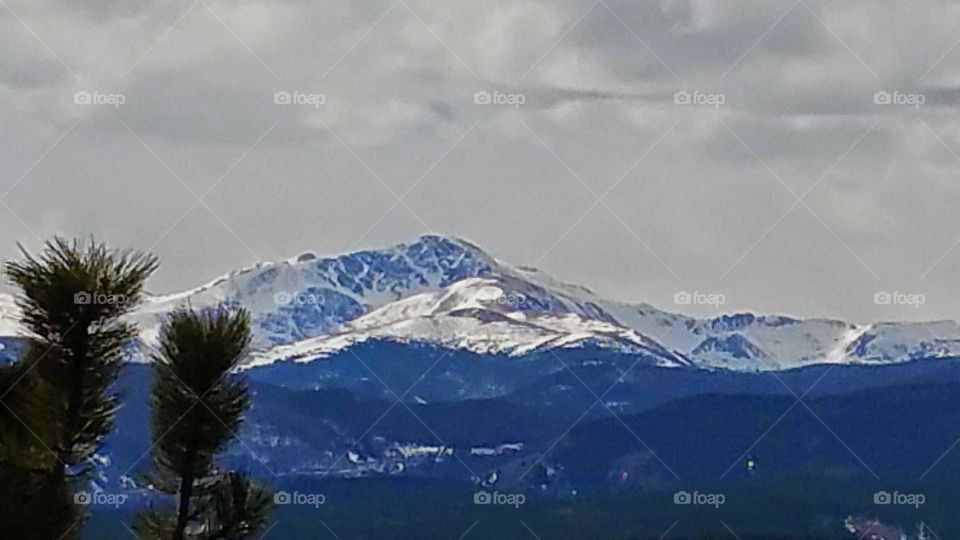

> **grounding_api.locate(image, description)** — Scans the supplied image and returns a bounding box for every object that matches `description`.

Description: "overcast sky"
[3,0,960,322]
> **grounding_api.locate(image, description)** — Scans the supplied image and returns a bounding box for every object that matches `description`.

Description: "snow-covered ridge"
[245,276,690,368]
[2,234,960,371]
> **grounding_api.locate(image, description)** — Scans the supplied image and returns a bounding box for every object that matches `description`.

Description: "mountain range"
[2,234,958,372]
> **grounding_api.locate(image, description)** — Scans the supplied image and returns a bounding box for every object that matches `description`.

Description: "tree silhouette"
[1,237,157,538]
[0,361,78,539]
[137,307,273,540]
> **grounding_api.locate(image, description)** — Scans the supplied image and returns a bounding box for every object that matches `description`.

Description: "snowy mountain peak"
[2,235,960,372]
[133,235,498,348]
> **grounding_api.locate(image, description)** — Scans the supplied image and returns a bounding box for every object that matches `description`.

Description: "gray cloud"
[3,0,960,324]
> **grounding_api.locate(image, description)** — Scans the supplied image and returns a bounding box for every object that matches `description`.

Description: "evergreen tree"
[0,361,58,472]
[204,471,274,539]
[0,362,77,539]
[5,238,157,474]
[137,307,273,540]
[1,237,157,538]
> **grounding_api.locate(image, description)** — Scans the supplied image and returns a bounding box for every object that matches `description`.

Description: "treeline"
[0,238,274,539]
